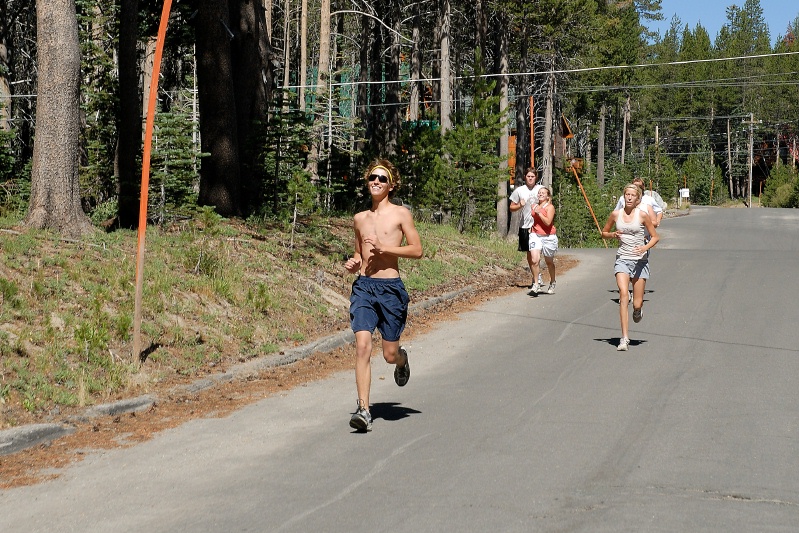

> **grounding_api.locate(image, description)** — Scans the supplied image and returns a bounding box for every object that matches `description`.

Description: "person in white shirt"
[509,168,543,289]
[614,177,662,228]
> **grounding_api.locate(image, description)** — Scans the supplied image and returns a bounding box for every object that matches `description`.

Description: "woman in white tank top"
[601,183,660,351]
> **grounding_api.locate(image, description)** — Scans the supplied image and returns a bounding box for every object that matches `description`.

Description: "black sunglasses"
[368,174,389,183]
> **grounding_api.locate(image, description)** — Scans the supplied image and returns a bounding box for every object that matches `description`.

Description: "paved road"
[2,207,799,532]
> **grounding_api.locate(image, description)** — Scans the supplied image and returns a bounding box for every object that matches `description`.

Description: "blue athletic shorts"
[614,257,650,279]
[349,276,410,342]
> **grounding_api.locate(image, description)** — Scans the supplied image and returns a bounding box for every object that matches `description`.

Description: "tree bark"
[299,0,308,111]
[0,2,10,132]
[305,0,330,179]
[439,0,452,133]
[230,0,271,211]
[495,19,509,238]
[385,7,401,154]
[597,104,606,187]
[116,0,141,228]
[409,5,421,122]
[196,0,242,216]
[25,0,92,237]
[355,13,370,153]
[542,72,554,188]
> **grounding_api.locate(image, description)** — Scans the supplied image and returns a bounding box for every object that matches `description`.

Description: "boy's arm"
[509,191,524,212]
[344,220,363,273]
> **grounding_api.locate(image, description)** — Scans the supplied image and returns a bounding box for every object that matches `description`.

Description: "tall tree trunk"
[368,13,383,153]
[25,0,92,237]
[385,7,401,154]
[282,0,291,98]
[263,0,272,38]
[475,0,487,70]
[583,123,591,174]
[116,0,141,228]
[495,18,509,237]
[409,6,421,122]
[542,72,554,188]
[355,13,370,153]
[597,104,606,187]
[439,0,452,133]
[0,3,10,132]
[196,0,241,216]
[230,0,271,213]
[305,0,330,179]
[299,0,307,111]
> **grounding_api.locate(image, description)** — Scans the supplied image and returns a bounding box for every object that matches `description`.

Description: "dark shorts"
[517,227,531,252]
[350,276,410,342]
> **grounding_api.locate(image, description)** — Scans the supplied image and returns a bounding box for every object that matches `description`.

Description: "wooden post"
[727,119,733,199]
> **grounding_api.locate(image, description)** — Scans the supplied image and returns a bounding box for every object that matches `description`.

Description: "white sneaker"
[528,283,540,295]
[547,282,556,294]
[617,337,629,351]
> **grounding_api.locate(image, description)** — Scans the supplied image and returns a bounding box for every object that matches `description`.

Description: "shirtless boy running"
[344,159,423,432]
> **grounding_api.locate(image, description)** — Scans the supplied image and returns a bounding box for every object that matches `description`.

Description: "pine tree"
[428,48,505,234]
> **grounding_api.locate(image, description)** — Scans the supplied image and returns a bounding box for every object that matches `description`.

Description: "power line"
[309,50,799,91]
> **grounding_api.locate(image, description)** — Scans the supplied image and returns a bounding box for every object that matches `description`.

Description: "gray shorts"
[529,234,558,257]
[614,257,650,279]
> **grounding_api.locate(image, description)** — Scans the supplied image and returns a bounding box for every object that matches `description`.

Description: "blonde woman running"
[601,183,659,351]
[528,186,558,295]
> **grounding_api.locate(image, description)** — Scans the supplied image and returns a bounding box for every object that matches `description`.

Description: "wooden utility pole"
[746,113,755,208]
[655,124,659,174]
[597,104,605,187]
[727,119,733,198]
[621,95,630,165]
[529,96,534,168]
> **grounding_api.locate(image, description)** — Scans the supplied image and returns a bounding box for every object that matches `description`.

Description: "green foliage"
[288,170,317,217]
[553,169,613,248]
[77,0,120,214]
[0,128,29,217]
[396,121,443,209]
[0,277,21,308]
[256,92,315,220]
[425,49,506,234]
[762,165,798,207]
[149,91,203,223]
[0,128,16,183]
[680,146,726,205]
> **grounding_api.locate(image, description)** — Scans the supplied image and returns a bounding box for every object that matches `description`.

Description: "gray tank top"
[616,208,646,260]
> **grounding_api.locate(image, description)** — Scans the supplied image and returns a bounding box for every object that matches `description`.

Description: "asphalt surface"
[2,206,799,532]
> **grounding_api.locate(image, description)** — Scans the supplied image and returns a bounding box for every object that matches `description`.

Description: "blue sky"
[645,0,798,44]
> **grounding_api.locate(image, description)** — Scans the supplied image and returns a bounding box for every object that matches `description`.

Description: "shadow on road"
[370,402,422,422]
[595,337,648,348]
